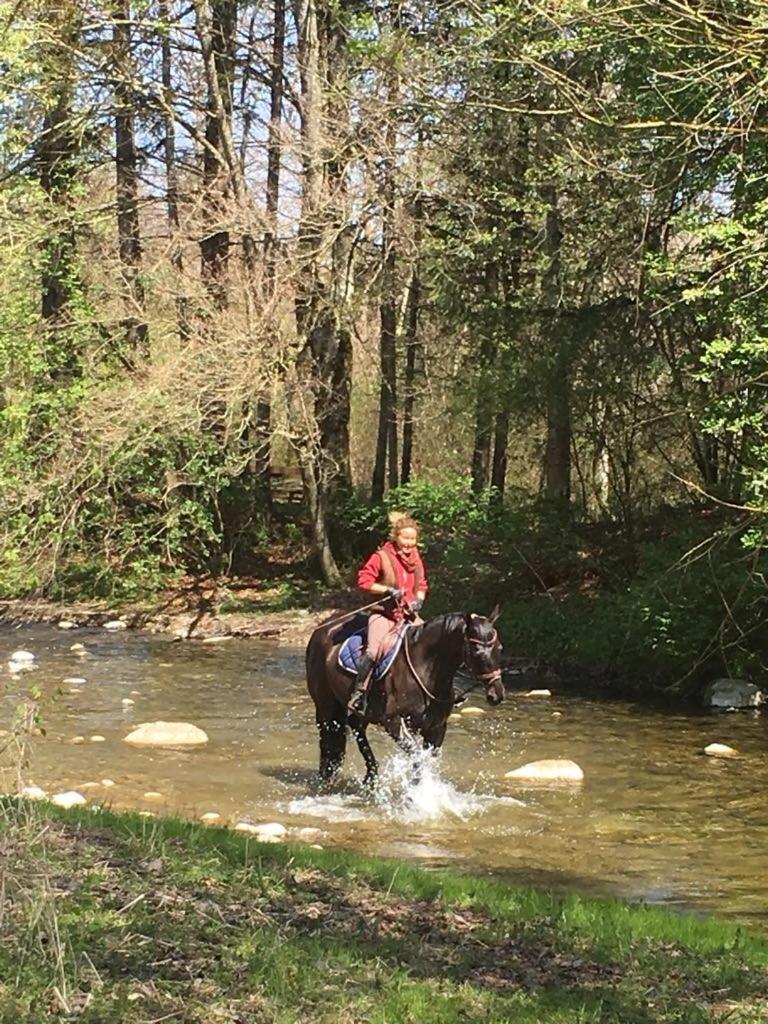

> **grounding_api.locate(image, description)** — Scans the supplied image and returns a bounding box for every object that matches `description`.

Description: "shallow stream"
[2,624,767,926]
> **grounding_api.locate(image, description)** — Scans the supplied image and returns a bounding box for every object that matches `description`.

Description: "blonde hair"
[388,510,419,541]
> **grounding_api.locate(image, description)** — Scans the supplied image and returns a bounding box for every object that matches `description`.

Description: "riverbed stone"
[58,620,77,630]
[521,689,552,698]
[200,812,221,824]
[505,758,584,783]
[10,650,35,664]
[21,784,47,800]
[123,721,209,747]
[296,827,323,840]
[90,735,106,743]
[63,677,86,685]
[121,698,135,706]
[70,736,86,745]
[104,619,127,631]
[51,791,87,808]
[253,822,287,838]
[704,742,739,759]
[234,821,285,842]
[703,678,764,710]
[459,707,486,715]
[70,643,86,652]
[100,779,115,787]
[143,791,163,800]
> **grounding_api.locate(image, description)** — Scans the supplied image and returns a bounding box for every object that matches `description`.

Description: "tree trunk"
[541,186,571,504]
[265,0,285,277]
[249,0,287,516]
[372,60,400,499]
[471,332,495,494]
[37,11,81,377]
[292,0,355,584]
[159,0,189,340]
[113,0,147,357]
[196,0,237,308]
[401,259,421,486]
[491,409,509,497]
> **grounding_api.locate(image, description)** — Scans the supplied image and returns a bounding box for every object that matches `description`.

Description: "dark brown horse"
[305,609,504,786]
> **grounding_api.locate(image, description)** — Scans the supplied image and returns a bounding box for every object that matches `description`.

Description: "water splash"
[285,742,521,826]
[374,744,487,823]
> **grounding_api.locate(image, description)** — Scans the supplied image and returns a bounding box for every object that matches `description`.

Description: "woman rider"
[347,513,428,715]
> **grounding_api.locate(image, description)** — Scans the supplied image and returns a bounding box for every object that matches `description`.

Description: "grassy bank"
[2,801,767,1023]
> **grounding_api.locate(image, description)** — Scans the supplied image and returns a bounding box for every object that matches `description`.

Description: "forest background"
[1,0,767,698]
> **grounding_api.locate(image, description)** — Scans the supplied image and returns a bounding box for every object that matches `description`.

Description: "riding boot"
[348,653,375,715]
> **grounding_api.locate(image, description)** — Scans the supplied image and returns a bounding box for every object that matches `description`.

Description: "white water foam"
[285,742,524,826]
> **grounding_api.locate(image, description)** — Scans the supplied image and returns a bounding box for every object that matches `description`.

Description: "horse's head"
[464,608,504,706]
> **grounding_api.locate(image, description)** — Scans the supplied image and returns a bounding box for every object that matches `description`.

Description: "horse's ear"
[488,604,500,624]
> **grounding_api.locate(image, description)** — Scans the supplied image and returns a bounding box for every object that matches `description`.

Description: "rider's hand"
[386,586,403,600]
[409,598,423,613]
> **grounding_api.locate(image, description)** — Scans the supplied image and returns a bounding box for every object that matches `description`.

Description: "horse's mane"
[410,610,497,645]
[408,611,467,644]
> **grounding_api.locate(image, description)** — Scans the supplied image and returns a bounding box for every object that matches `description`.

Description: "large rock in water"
[505,758,584,783]
[124,721,209,747]
[702,678,764,710]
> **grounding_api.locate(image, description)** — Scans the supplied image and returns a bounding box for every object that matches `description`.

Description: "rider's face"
[395,527,418,553]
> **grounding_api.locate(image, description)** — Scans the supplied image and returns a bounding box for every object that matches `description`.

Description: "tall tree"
[158,0,189,340]
[291,0,356,584]
[371,12,401,501]
[196,0,237,308]
[112,0,147,356]
[37,6,82,376]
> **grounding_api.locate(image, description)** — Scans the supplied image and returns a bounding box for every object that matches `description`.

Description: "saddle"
[334,614,407,681]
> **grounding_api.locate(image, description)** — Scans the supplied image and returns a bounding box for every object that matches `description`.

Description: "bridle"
[402,619,502,706]
[463,627,502,684]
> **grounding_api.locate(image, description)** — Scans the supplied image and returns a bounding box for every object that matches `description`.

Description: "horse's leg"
[316,703,347,784]
[349,717,378,787]
[422,721,447,753]
[384,715,424,789]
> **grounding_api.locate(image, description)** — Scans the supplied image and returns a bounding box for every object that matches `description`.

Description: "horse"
[305,607,504,786]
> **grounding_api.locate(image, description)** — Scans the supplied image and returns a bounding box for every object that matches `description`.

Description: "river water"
[2,624,767,926]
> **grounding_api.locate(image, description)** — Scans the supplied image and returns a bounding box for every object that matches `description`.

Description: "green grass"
[1,800,767,1023]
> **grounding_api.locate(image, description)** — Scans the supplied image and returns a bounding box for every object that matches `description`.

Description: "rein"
[321,597,391,631]
[403,627,455,706]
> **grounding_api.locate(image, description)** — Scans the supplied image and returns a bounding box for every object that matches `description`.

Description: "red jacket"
[357,541,428,621]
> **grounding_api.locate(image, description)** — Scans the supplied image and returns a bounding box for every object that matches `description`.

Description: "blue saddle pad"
[338,624,406,680]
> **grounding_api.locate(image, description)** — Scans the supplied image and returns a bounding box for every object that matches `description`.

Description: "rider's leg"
[347,652,374,714]
[347,613,391,715]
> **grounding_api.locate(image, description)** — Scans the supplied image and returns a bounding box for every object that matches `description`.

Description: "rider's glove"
[409,598,424,613]
[386,586,403,600]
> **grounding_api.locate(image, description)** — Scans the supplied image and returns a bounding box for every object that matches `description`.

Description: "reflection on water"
[2,623,768,925]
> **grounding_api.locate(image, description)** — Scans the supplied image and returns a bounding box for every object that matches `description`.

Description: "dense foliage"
[1,0,766,690]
